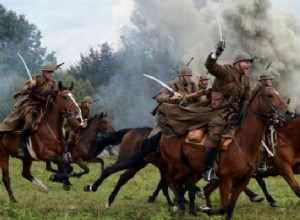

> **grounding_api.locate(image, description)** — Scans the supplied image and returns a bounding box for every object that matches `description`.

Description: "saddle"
[185,127,207,145]
[219,125,239,151]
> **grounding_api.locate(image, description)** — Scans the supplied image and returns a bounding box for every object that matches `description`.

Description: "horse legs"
[84,159,137,192]
[0,151,17,203]
[148,170,172,206]
[22,159,48,193]
[169,182,186,216]
[106,163,147,208]
[48,155,73,190]
[276,162,300,198]
[254,176,278,207]
[45,161,59,174]
[203,180,219,208]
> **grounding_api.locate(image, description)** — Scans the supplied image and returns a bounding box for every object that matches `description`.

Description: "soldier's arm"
[205,53,229,79]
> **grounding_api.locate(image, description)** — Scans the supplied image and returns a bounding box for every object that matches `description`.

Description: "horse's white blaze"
[68,93,83,121]
[32,178,48,193]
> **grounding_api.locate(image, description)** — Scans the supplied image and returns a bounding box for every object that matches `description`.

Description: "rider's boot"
[202,147,218,181]
[18,128,31,157]
[64,141,74,160]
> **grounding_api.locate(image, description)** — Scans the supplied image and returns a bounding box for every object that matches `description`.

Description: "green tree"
[68,42,119,88]
[0,4,57,119]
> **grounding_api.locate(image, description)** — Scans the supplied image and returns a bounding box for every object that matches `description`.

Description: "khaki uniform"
[154,77,198,136]
[0,74,56,132]
[158,54,251,147]
[64,103,90,143]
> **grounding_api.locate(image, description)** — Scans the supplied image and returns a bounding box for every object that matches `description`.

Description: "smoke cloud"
[94,0,300,129]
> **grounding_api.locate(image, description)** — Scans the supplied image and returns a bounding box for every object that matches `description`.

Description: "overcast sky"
[1,0,299,69]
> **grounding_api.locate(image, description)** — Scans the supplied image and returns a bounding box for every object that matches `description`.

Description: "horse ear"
[287,98,291,105]
[104,112,108,117]
[58,81,63,90]
[69,82,74,91]
[100,112,104,118]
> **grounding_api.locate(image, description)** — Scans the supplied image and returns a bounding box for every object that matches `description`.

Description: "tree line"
[0,6,184,128]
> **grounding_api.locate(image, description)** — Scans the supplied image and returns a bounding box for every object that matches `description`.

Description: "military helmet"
[179,66,192,76]
[233,52,254,65]
[259,71,274,81]
[42,64,55,72]
[82,96,93,104]
[196,73,210,81]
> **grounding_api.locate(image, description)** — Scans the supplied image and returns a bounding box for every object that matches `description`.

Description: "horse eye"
[62,96,68,100]
[267,94,273,98]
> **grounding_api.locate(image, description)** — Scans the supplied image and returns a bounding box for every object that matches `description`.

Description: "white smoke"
[132,0,300,107]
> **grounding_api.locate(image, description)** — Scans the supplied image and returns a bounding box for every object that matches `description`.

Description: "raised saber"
[17,53,32,80]
[143,74,175,94]
[216,15,223,41]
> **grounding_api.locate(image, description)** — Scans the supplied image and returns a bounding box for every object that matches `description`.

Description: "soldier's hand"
[215,40,225,57]
[78,121,87,128]
[170,92,183,101]
[13,92,20,99]
[28,79,37,88]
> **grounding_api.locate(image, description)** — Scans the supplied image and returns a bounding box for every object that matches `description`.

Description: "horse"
[0,81,82,202]
[241,114,300,207]
[83,126,173,207]
[46,112,116,180]
[158,85,291,218]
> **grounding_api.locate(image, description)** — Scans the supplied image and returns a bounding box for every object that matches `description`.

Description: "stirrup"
[202,168,218,181]
[18,148,25,157]
[64,152,72,161]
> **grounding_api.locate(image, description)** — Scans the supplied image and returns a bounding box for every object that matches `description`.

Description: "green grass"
[1,157,300,220]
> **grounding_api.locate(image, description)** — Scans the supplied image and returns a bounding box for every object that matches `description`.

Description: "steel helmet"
[196,73,210,81]
[233,52,254,65]
[42,64,55,72]
[259,71,274,81]
[179,66,192,76]
[82,96,93,103]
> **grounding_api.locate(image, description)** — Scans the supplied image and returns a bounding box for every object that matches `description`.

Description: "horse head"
[249,83,292,126]
[53,81,82,120]
[90,112,115,133]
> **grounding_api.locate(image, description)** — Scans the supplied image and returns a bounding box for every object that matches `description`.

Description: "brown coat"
[63,103,90,132]
[0,74,56,132]
[158,54,251,135]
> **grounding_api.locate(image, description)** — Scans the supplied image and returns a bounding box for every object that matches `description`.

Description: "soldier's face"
[236,60,252,74]
[43,71,54,80]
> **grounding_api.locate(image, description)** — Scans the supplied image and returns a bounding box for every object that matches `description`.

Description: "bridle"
[247,88,288,126]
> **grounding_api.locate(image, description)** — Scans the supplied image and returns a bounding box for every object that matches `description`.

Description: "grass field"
[1,157,300,220]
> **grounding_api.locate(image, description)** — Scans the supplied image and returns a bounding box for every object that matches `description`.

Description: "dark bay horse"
[0,81,82,202]
[243,115,300,207]
[159,85,291,218]
[47,112,116,179]
[83,127,173,207]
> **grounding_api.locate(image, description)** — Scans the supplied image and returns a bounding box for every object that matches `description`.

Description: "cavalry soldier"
[157,43,254,181]
[63,96,93,160]
[0,64,57,156]
[252,70,274,95]
[201,48,253,181]
[195,73,210,102]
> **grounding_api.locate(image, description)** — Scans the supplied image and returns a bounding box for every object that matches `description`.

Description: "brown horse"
[47,112,116,179]
[242,114,300,207]
[159,85,291,218]
[83,127,173,207]
[0,81,82,202]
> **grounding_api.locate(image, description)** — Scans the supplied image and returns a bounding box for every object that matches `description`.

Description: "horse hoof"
[250,195,264,202]
[105,202,110,209]
[197,205,211,212]
[270,202,279,207]
[147,196,155,203]
[63,184,71,191]
[49,174,56,181]
[83,185,92,192]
